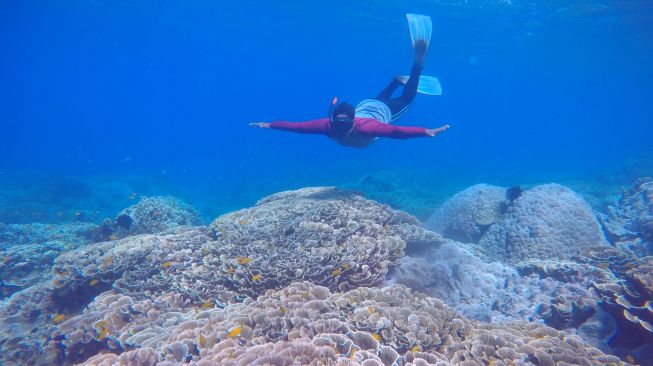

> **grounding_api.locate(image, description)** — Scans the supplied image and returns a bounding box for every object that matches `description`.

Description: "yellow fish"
[228,326,242,338]
[94,320,110,340]
[332,268,342,276]
[198,333,206,347]
[236,257,252,265]
[52,314,66,324]
[411,345,421,353]
[367,306,376,314]
[225,267,235,274]
[371,333,381,341]
[279,304,287,314]
[252,274,263,282]
[341,263,351,270]
[161,261,173,269]
[200,300,213,309]
[89,279,99,286]
[349,349,357,360]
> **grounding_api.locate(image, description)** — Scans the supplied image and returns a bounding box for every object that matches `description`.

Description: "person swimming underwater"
[250,13,450,148]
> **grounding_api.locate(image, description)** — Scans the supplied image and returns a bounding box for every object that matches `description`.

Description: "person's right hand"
[249,122,271,128]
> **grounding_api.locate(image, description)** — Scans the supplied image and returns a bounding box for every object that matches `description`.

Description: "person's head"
[329,102,355,136]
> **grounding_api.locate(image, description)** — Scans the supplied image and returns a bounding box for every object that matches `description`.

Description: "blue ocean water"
[2,0,652,221]
[1,2,653,365]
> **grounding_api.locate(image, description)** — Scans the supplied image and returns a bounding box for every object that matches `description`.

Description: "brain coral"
[61,282,624,366]
[425,184,508,243]
[478,184,609,263]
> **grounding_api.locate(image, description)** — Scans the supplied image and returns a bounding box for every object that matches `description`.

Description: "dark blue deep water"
[2,0,652,221]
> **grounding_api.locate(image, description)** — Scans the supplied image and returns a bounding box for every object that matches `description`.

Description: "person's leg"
[375,79,403,103]
[386,62,423,119]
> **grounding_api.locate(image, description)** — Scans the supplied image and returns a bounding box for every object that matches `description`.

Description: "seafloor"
[0,169,652,365]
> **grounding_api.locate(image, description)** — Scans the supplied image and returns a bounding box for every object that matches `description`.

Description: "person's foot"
[414,40,428,65]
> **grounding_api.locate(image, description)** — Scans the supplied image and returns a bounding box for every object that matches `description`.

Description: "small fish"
[198,333,206,347]
[161,261,173,269]
[371,333,381,341]
[89,279,99,286]
[52,314,66,324]
[349,349,357,360]
[228,326,242,338]
[332,268,342,276]
[95,322,110,340]
[236,257,252,265]
[225,267,235,274]
[341,263,350,270]
[411,345,421,353]
[200,300,213,309]
[251,274,263,282]
[623,309,639,323]
[108,235,118,241]
[279,305,287,314]
[615,295,633,308]
[367,306,376,314]
[639,319,653,333]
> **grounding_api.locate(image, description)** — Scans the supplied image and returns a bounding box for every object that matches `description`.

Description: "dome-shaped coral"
[478,184,608,263]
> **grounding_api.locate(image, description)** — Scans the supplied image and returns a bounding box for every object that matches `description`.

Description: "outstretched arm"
[250,118,330,135]
[357,119,449,139]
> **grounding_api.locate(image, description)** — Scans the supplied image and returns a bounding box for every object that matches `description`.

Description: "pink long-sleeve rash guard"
[269,117,428,140]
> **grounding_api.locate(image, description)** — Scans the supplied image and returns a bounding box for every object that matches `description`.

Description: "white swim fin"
[406,13,432,49]
[396,75,442,96]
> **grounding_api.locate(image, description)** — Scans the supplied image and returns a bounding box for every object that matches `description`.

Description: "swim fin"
[396,75,442,96]
[406,13,432,49]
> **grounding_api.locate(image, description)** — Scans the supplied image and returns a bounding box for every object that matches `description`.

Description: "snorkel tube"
[328,97,338,122]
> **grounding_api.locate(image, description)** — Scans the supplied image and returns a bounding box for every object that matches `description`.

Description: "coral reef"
[576,246,653,356]
[0,222,94,299]
[0,187,437,365]
[600,177,653,256]
[60,282,623,366]
[478,184,609,263]
[425,184,508,243]
[91,196,202,241]
[388,241,606,329]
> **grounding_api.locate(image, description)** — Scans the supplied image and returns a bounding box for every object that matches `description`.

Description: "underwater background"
[1,1,653,365]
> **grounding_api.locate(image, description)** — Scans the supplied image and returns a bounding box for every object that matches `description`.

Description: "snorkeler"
[250,14,450,148]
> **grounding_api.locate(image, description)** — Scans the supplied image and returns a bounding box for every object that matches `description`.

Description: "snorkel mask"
[328,97,355,135]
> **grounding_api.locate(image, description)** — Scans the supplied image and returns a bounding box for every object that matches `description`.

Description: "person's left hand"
[426,124,450,137]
